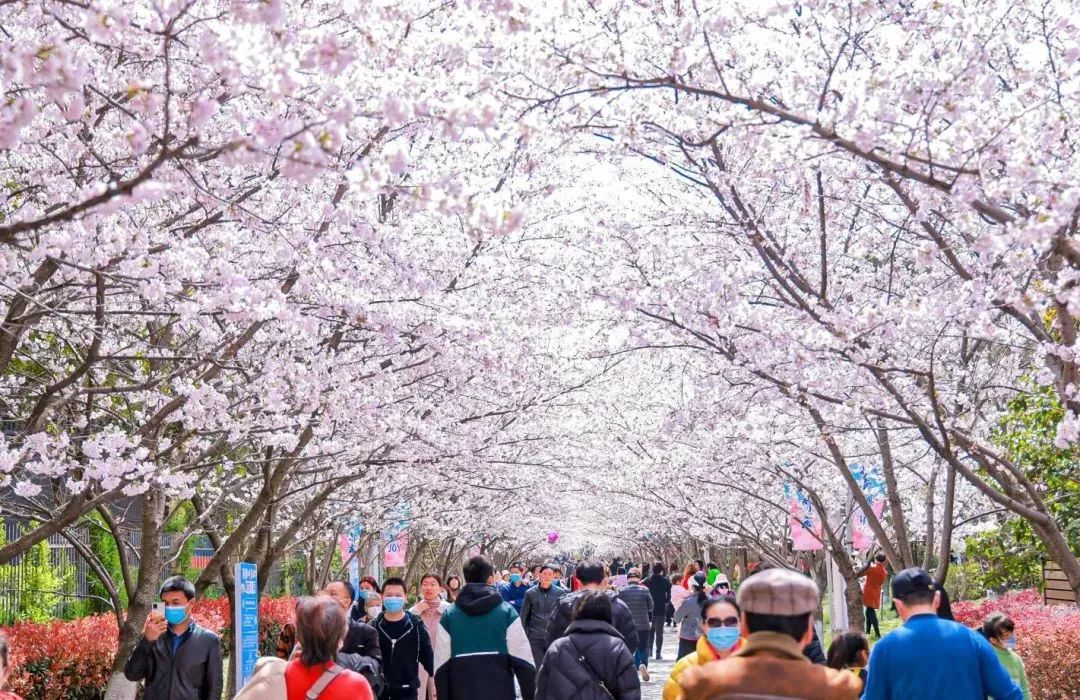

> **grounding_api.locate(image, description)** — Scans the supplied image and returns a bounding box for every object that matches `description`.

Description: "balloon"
[547,531,559,544]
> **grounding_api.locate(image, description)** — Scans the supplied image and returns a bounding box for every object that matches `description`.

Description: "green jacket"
[993,646,1032,700]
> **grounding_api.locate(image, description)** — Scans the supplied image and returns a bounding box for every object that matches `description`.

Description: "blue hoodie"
[497,579,529,612]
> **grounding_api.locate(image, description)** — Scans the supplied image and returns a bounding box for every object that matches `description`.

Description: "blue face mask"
[164,605,188,625]
[383,597,405,613]
[706,626,740,651]
[1005,635,1017,649]
[358,590,371,601]
[509,574,522,585]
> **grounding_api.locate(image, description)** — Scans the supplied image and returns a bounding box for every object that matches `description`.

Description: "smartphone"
[151,602,164,617]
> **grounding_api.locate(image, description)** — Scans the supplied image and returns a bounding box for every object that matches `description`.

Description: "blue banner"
[234,562,259,689]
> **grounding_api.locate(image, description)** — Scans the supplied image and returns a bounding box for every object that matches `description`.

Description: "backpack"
[234,657,344,700]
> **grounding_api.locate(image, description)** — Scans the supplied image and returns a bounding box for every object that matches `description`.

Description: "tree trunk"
[934,464,956,584]
[104,490,166,700]
[876,422,914,568]
[843,569,866,633]
[922,466,938,570]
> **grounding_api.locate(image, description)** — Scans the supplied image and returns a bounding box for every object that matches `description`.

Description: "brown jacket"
[679,631,862,700]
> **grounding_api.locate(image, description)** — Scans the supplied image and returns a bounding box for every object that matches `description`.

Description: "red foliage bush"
[1,614,118,699]
[954,589,1080,700]
[0,596,298,700]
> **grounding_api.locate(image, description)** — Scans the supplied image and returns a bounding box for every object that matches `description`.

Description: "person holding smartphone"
[124,575,223,700]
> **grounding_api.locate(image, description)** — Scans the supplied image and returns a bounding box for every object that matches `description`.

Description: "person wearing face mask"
[981,613,1032,700]
[497,563,529,613]
[354,577,384,624]
[374,577,433,700]
[662,596,743,700]
[123,575,224,700]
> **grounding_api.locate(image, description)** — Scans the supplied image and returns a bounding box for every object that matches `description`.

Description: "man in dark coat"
[323,580,384,693]
[536,590,640,700]
[546,560,639,656]
[520,562,567,667]
[616,568,654,680]
[124,576,223,700]
[642,562,672,660]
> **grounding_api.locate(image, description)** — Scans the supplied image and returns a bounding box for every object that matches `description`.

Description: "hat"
[892,568,936,598]
[736,568,820,616]
[627,567,641,580]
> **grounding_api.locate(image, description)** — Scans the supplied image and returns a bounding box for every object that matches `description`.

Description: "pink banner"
[384,531,409,567]
[851,499,886,550]
[338,534,352,563]
[786,482,824,551]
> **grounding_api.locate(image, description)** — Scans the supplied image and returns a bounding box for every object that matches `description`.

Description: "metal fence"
[0,521,93,623]
[0,520,223,624]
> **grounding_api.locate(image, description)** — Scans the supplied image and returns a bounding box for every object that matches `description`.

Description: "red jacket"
[285,661,373,700]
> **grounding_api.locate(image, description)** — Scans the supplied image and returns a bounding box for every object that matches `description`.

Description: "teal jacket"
[434,583,535,700]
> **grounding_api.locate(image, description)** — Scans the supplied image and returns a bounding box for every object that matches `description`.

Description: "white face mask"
[367,606,382,617]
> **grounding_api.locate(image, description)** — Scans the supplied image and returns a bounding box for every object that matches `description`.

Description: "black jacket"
[546,590,639,654]
[535,619,640,700]
[642,574,672,616]
[521,584,567,642]
[804,627,826,665]
[374,612,433,695]
[124,623,223,700]
[343,620,382,662]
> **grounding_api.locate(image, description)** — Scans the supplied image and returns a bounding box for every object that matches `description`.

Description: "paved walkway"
[640,623,683,700]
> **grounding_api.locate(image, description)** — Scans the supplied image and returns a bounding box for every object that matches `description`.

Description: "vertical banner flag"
[233,562,259,690]
[785,481,824,551]
[383,503,411,567]
[849,464,887,550]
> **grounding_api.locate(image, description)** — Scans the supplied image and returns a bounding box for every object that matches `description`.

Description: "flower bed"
[953,588,1080,700]
[0,596,297,700]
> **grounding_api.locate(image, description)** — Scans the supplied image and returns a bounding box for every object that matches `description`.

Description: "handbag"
[566,638,615,699]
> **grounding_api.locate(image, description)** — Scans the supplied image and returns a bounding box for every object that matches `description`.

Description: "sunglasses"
[705,616,740,628]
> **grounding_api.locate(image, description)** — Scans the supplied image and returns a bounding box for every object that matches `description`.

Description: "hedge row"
[0,597,296,700]
[953,588,1080,700]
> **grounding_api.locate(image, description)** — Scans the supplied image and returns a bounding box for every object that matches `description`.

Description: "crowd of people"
[0,553,1038,700]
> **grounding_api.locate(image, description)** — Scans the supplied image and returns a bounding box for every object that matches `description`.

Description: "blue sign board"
[234,562,259,689]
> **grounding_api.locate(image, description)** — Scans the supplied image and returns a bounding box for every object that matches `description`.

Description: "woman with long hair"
[444,574,461,603]
[826,631,870,683]
[680,562,698,589]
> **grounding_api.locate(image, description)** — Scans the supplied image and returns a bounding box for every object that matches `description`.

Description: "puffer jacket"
[535,619,640,700]
[546,590,639,654]
[616,584,654,632]
[521,584,567,641]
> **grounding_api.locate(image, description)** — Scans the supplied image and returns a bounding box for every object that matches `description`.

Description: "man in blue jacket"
[497,563,529,612]
[862,568,1023,700]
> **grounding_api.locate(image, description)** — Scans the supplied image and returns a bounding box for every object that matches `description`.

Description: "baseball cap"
[892,568,936,598]
[737,568,819,616]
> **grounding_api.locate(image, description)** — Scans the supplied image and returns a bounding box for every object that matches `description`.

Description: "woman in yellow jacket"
[663,596,744,700]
